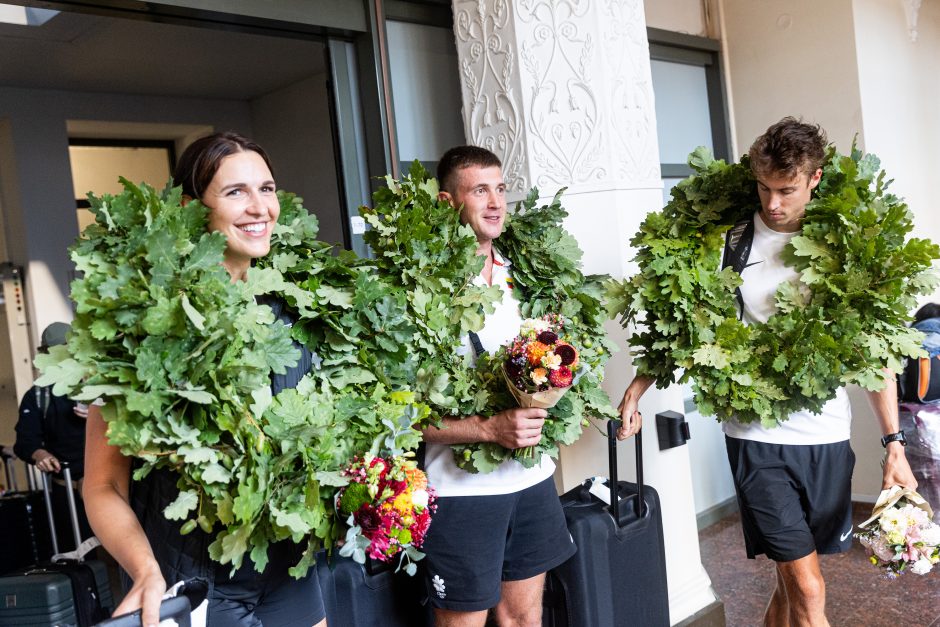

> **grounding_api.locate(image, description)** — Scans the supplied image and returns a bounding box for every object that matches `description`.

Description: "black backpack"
[899,353,940,403]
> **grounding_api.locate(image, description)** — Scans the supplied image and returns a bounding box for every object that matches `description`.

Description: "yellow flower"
[393,491,414,513]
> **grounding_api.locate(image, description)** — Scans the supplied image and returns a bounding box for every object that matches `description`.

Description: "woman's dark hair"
[749,117,827,180]
[173,131,274,200]
[913,303,940,323]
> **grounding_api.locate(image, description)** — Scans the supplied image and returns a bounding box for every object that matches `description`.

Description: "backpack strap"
[468,331,485,358]
[721,217,756,320]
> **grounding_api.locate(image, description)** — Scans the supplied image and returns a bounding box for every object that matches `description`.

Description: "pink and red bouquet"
[336,453,437,575]
[503,314,581,409]
[855,486,940,577]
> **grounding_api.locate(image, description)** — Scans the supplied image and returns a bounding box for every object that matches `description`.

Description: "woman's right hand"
[113,564,166,627]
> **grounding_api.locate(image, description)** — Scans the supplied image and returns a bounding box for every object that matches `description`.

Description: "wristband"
[880,430,907,448]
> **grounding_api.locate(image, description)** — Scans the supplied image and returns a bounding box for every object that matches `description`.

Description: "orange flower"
[526,341,549,366]
[404,467,428,491]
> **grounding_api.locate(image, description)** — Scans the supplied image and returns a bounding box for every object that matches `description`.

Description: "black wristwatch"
[880,430,907,448]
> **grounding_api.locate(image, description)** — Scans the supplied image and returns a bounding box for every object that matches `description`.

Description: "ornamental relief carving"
[453,0,529,192]
[451,0,659,191]
[516,0,607,188]
[598,0,659,183]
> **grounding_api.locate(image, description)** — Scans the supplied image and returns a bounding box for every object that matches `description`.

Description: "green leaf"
[181,293,206,331]
[163,490,198,520]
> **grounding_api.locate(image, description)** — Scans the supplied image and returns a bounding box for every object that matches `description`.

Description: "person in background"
[911,303,940,358]
[15,321,93,547]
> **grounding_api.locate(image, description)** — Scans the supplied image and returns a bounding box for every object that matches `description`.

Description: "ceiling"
[0,10,326,100]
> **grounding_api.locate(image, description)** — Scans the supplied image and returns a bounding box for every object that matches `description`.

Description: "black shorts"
[421,477,576,612]
[725,436,855,562]
[208,541,325,627]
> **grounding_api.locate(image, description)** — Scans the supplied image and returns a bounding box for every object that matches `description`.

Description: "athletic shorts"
[725,436,855,563]
[208,541,325,627]
[421,477,576,612]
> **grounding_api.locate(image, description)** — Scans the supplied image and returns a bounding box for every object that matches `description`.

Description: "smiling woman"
[81,132,329,627]
[175,133,281,281]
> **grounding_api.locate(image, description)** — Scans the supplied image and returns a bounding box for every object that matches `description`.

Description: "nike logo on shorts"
[840,527,853,542]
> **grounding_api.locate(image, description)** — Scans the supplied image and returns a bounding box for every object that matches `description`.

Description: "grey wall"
[0,86,254,342]
[250,74,345,246]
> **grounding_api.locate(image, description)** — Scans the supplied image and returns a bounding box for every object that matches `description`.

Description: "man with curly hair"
[617,118,917,627]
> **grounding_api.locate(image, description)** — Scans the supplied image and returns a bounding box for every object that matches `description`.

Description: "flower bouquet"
[502,315,583,461]
[336,452,437,576]
[855,485,940,577]
[503,315,581,410]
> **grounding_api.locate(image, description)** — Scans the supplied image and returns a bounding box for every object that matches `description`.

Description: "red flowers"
[548,366,574,387]
[336,453,437,570]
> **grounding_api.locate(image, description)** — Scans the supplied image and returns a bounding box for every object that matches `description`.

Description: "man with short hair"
[617,118,917,627]
[419,146,580,627]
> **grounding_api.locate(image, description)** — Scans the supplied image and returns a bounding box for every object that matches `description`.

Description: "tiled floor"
[699,503,940,626]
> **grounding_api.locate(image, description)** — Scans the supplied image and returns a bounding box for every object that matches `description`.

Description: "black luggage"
[0,463,114,626]
[316,551,431,627]
[543,420,670,627]
[0,488,54,574]
[0,453,54,574]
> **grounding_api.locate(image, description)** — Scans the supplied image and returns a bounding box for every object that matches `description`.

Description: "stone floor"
[699,503,940,627]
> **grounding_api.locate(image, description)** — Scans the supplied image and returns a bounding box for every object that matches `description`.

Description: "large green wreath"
[362,164,618,474]
[36,165,617,573]
[36,181,432,576]
[607,146,940,427]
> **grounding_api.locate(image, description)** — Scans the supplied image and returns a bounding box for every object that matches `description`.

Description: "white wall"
[249,74,346,246]
[719,0,863,154]
[387,20,466,163]
[848,0,940,501]
[644,0,708,36]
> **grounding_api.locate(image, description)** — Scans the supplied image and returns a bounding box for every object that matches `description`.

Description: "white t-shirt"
[423,251,556,497]
[721,212,852,445]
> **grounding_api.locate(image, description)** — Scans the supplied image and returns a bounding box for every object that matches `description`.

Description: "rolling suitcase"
[0,463,114,626]
[543,420,669,627]
[316,551,431,627]
[0,456,54,574]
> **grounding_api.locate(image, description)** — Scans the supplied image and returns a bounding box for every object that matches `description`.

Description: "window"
[648,28,731,207]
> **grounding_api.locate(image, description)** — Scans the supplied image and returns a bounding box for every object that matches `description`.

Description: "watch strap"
[880,430,907,447]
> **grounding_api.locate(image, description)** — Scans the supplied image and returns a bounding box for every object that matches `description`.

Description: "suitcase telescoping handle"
[40,460,84,555]
[607,419,647,527]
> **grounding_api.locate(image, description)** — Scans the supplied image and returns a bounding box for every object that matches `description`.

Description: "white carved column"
[453,1,720,623]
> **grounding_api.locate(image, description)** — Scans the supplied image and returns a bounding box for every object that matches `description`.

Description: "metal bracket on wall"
[655,410,691,450]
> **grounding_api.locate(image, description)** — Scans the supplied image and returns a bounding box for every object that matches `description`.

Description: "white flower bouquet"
[855,485,940,577]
